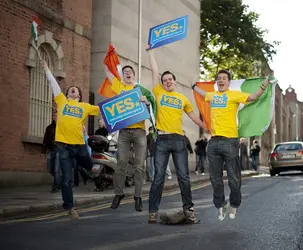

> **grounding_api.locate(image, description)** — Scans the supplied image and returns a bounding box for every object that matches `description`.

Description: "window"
[28,47,53,138]
[275,143,303,152]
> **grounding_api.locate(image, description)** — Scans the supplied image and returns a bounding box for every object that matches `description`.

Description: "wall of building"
[258,84,303,166]
[0,0,92,186]
[90,0,201,169]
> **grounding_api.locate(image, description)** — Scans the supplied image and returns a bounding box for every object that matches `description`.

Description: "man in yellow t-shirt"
[104,64,150,212]
[146,47,208,224]
[42,61,100,219]
[193,69,270,221]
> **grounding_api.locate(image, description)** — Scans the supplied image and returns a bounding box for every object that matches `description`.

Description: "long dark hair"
[65,86,82,102]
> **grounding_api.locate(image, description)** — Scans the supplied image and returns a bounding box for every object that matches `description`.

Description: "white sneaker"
[195,171,199,175]
[167,176,172,180]
[229,207,237,219]
[218,203,228,221]
[201,173,205,176]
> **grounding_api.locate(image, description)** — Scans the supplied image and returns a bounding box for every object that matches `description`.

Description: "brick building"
[253,84,303,166]
[0,0,92,186]
[284,86,303,141]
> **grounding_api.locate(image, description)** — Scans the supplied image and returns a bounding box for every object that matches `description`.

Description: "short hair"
[65,86,82,102]
[161,71,176,84]
[122,65,135,76]
[216,69,231,81]
[149,126,153,131]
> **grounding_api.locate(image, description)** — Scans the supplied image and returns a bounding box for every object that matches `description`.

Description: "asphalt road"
[1,172,303,250]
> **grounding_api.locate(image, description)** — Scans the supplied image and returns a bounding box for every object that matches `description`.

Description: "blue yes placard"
[98,88,150,133]
[148,15,188,49]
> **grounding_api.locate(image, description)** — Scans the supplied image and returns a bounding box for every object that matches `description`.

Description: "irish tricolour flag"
[31,17,40,46]
[193,77,278,137]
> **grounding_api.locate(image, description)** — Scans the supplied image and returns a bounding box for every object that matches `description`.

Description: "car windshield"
[275,143,303,152]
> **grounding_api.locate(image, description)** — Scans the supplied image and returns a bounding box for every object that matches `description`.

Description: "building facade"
[0,0,201,186]
[0,0,92,186]
[254,84,303,166]
[90,0,201,139]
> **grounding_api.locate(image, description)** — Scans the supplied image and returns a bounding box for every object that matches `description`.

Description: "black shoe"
[111,194,125,209]
[84,180,87,186]
[134,196,143,212]
[50,188,59,193]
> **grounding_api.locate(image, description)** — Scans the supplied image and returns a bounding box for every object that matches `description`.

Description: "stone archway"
[25,30,66,78]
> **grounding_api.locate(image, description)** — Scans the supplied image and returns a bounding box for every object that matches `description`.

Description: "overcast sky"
[242,0,303,100]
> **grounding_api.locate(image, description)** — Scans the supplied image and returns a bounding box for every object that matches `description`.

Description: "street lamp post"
[293,113,298,141]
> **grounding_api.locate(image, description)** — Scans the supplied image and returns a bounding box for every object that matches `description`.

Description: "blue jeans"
[57,143,93,210]
[46,150,61,189]
[252,155,259,171]
[207,137,241,209]
[73,158,89,186]
[146,154,155,181]
[149,134,194,213]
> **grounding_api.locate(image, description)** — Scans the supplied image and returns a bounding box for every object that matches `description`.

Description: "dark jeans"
[252,155,259,171]
[57,143,93,210]
[195,154,206,173]
[207,137,241,209]
[146,154,155,181]
[73,159,89,186]
[149,134,194,213]
[46,150,61,189]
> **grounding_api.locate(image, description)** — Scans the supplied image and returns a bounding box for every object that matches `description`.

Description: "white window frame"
[28,47,53,138]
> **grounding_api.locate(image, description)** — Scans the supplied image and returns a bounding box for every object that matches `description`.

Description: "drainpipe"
[138,0,142,83]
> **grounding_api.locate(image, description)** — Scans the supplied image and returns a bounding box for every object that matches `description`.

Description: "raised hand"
[262,75,270,88]
[145,44,151,51]
[40,60,49,71]
[140,96,150,105]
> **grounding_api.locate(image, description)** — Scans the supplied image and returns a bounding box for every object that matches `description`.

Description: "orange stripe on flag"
[98,44,121,98]
[193,81,215,132]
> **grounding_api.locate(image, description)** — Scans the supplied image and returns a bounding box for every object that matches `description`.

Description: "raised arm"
[191,75,206,97]
[41,60,61,97]
[146,46,160,86]
[247,76,270,102]
[104,65,115,83]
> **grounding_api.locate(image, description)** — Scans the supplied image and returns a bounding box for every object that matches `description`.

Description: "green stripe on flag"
[31,25,37,46]
[238,77,277,137]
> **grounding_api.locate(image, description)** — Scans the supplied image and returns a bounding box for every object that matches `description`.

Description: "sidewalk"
[0,168,268,219]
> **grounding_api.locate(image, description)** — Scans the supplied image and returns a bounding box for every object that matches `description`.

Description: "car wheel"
[94,177,104,191]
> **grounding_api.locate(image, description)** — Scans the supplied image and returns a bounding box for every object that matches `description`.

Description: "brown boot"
[68,208,79,219]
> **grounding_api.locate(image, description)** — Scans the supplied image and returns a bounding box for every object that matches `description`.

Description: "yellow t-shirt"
[111,78,145,130]
[153,84,194,135]
[54,92,100,144]
[205,90,250,138]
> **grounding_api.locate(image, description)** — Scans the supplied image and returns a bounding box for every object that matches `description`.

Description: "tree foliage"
[200,0,279,80]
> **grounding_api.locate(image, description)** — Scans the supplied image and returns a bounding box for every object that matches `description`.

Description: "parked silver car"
[269,141,303,176]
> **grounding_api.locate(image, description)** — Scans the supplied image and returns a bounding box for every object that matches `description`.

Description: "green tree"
[200,0,279,80]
